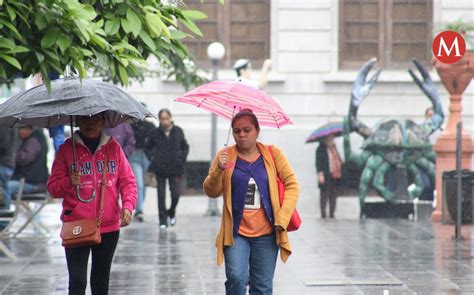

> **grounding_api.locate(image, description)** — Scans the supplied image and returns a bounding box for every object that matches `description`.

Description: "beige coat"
[203,142,300,265]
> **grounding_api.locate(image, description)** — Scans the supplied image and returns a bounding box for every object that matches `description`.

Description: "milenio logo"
[432,31,467,64]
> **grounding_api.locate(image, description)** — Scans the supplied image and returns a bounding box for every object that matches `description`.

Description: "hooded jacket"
[145,124,189,177]
[13,128,49,184]
[203,142,300,265]
[47,132,137,234]
[0,126,18,169]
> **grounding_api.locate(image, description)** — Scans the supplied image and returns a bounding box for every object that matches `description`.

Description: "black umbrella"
[0,77,154,202]
[0,77,153,128]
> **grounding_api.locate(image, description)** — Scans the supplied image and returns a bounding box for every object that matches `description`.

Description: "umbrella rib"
[196,97,208,108]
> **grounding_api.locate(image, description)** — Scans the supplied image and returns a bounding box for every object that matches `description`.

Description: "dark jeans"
[65,231,120,295]
[320,179,338,218]
[156,176,181,225]
[224,233,279,295]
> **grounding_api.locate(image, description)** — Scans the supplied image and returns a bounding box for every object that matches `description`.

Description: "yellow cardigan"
[203,142,300,265]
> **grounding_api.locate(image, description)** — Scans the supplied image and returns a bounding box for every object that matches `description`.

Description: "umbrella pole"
[70,116,80,198]
[224,106,237,147]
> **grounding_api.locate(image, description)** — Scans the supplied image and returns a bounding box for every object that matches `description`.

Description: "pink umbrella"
[175,80,292,128]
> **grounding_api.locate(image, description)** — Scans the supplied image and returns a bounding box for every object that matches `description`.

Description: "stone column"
[432,52,474,222]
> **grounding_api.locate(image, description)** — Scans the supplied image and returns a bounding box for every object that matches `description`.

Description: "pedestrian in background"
[49,125,65,152]
[130,114,155,222]
[0,126,18,209]
[145,109,189,229]
[203,109,300,294]
[316,134,343,219]
[47,113,137,295]
[3,126,49,210]
[104,122,136,159]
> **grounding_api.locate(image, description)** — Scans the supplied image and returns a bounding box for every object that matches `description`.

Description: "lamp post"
[206,42,225,216]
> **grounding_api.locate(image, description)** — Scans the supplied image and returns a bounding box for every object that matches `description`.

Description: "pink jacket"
[47,132,137,234]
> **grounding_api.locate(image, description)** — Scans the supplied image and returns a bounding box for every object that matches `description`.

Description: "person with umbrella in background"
[130,105,155,222]
[306,122,344,219]
[203,109,300,294]
[316,134,343,219]
[145,108,189,230]
[47,112,137,295]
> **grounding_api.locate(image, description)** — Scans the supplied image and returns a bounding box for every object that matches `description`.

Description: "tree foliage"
[0,0,209,89]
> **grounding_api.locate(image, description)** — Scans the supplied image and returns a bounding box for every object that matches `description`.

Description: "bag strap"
[98,153,108,226]
[267,145,280,178]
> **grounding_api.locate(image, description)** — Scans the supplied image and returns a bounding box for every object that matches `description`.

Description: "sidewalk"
[0,193,473,294]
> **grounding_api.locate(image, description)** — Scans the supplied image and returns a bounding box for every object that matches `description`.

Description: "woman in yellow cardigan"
[203,109,300,295]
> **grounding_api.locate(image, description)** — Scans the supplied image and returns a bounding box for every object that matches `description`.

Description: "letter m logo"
[432,31,466,64]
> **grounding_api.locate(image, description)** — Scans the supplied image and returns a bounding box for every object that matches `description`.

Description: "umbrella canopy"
[175,80,292,128]
[305,122,344,143]
[0,77,153,128]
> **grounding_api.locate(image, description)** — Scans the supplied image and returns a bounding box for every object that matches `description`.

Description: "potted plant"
[432,19,474,95]
[436,19,474,50]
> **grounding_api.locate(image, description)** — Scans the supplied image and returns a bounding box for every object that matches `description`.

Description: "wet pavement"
[0,196,473,295]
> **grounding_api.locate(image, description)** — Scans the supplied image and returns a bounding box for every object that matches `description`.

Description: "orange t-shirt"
[239,208,273,237]
[238,171,273,237]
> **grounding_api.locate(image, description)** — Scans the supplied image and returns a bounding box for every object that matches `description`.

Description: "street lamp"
[206,42,225,216]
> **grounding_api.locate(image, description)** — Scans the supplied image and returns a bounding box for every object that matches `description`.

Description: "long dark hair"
[231,108,260,131]
[158,108,172,119]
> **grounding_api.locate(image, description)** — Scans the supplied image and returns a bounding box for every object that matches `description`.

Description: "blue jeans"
[4,180,45,210]
[49,126,65,152]
[52,133,65,152]
[129,149,150,214]
[224,233,279,295]
[0,166,14,209]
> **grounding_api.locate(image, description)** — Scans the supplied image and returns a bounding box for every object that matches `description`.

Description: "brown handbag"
[60,155,108,248]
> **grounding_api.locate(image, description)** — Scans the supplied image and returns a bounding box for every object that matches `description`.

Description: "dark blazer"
[145,125,189,177]
[0,127,18,169]
[131,120,155,150]
[13,129,49,184]
[316,143,333,189]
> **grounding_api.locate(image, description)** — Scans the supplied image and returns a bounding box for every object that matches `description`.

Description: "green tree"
[0,0,210,89]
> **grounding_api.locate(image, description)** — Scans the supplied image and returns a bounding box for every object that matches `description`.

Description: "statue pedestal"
[431,51,474,222]
[432,131,473,222]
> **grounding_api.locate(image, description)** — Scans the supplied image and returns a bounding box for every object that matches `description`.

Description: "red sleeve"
[47,145,75,199]
[116,146,137,211]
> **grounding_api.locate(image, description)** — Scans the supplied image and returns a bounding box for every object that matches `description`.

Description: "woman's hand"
[275,225,285,232]
[70,172,81,186]
[218,150,229,170]
[120,208,132,227]
[318,172,325,185]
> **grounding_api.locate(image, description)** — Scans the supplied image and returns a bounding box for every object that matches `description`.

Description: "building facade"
[126,0,474,203]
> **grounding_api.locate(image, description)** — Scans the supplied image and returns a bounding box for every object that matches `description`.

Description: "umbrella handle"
[224,106,237,147]
[70,115,98,203]
[77,188,97,203]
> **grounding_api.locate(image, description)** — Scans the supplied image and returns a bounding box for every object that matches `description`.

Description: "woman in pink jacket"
[47,113,137,295]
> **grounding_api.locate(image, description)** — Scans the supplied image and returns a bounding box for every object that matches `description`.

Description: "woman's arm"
[47,146,75,199]
[116,147,137,213]
[181,133,190,163]
[272,146,300,230]
[203,151,225,198]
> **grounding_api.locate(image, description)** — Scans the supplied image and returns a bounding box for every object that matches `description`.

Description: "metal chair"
[12,179,54,238]
[0,178,24,261]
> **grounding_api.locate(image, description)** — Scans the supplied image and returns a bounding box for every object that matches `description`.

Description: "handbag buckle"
[72,225,83,235]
